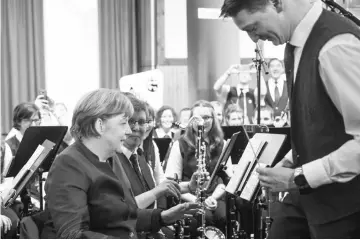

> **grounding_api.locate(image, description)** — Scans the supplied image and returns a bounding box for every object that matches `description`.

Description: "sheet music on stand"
[3,140,55,208]
[225,133,287,202]
[225,138,266,195]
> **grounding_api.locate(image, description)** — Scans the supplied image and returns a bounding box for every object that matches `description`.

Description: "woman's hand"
[189,171,210,192]
[0,215,12,234]
[204,196,218,210]
[160,202,200,225]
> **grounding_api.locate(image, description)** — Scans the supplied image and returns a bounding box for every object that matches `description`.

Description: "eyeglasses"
[201,116,213,122]
[128,119,148,127]
[25,118,41,124]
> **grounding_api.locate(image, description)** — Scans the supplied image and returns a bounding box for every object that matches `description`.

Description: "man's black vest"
[286,9,360,224]
[264,80,288,117]
[226,86,256,123]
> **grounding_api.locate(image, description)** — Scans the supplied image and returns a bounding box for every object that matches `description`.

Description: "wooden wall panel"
[158,65,189,115]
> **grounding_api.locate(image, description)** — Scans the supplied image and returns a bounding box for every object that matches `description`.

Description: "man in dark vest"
[264,58,288,117]
[214,64,256,124]
[221,0,360,238]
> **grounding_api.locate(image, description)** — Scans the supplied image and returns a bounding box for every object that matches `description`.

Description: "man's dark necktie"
[284,43,296,105]
[274,80,281,104]
[130,151,150,191]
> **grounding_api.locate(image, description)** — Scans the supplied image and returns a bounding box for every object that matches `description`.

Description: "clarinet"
[195,121,208,239]
[167,173,184,239]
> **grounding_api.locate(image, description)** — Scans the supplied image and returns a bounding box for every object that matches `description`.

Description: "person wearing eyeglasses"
[5,102,41,156]
[114,95,201,238]
[165,100,234,236]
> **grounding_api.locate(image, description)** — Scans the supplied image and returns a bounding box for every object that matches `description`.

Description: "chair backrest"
[19,216,39,239]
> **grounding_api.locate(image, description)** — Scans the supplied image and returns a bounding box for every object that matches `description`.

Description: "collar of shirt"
[268,75,286,88]
[268,75,285,100]
[236,85,249,96]
[5,128,23,142]
[121,144,144,161]
[289,1,323,48]
[155,128,173,138]
[76,140,110,164]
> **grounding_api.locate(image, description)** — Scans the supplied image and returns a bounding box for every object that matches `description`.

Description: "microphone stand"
[253,43,269,124]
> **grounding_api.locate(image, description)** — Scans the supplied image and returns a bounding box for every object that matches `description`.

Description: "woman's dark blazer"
[41,141,162,239]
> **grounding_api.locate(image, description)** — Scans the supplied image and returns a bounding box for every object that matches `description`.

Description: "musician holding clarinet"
[220,0,360,238]
[165,100,234,237]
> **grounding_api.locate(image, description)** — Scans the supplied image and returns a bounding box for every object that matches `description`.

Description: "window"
[43,0,99,115]
[158,0,187,65]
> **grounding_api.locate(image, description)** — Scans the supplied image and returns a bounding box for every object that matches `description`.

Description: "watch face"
[294,174,307,186]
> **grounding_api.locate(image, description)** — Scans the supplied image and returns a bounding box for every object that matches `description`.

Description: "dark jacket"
[41,141,162,239]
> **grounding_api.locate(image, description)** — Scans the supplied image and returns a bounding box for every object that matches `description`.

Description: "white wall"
[43,0,99,122]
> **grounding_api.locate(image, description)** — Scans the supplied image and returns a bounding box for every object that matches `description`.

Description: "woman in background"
[5,103,41,156]
[165,100,233,235]
[153,106,177,139]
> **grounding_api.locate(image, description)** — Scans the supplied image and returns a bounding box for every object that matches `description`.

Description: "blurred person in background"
[224,103,244,126]
[264,58,288,117]
[210,101,224,125]
[153,106,177,139]
[253,106,275,126]
[178,108,191,127]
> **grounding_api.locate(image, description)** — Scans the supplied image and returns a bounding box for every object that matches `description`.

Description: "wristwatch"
[293,167,311,191]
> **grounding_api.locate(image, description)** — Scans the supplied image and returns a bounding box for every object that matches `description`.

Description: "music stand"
[222,126,270,165]
[153,138,172,163]
[267,127,291,166]
[4,140,55,209]
[6,126,68,210]
[206,131,241,190]
[231,133,286,239]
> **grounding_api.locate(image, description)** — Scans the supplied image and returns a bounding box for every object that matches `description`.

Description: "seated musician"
[115,96,203,238]
[165,100,234,234]
[5,102,41,156]
[41,89,199,239]
[0,141,19,239]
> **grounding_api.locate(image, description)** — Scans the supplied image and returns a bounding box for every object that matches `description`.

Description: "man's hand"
[154,179,181,199]
[275,157,294,168]
[0,215,12,234]
[34,95,49,110]
[256,167,297,192]
[226,64,242,75]
[204,196,217,210]
[161,202,200,225]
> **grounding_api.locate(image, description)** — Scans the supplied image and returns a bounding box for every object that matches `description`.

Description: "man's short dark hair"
[126,95,148,117]
[220,0,273,18]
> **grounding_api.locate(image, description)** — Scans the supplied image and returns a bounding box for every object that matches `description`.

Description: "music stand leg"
[38,168,44,211]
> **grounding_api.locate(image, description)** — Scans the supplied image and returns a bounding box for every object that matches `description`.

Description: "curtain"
[1,0,45,133]
[98,0,151,89]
